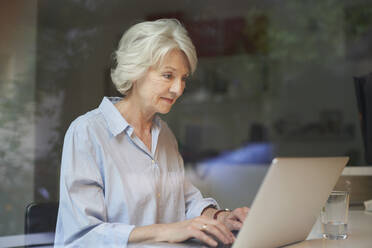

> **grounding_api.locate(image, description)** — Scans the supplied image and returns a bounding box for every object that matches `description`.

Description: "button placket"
[151,157,160,168]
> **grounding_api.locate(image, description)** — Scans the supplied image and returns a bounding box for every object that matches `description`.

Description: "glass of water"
[321,191,350,240]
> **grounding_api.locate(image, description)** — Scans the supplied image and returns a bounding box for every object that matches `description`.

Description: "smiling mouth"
[161,97,174,104]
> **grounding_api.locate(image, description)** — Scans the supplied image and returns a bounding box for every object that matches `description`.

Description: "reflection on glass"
[1,0,372,239]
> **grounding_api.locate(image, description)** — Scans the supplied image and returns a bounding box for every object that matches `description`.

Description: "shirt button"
[157,193,161,198]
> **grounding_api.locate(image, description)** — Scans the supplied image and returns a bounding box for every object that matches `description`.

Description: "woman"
[55,19,248,247]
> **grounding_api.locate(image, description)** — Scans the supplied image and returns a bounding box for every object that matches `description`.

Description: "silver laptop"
[233,157,349,248]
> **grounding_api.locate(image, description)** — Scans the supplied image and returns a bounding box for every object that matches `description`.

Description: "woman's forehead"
[157,49,190,75]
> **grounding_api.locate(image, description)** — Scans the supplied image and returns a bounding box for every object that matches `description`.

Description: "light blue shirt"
[54,97,218,247]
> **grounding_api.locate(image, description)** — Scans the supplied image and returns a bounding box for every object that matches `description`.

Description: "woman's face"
[133,49,190,115]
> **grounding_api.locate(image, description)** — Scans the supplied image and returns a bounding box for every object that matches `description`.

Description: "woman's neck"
[115,95,154,136]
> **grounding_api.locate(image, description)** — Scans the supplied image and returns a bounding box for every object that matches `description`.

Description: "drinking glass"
[320,191,350,240]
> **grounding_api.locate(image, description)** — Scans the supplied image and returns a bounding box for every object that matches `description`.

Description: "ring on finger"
[201,224,208,230]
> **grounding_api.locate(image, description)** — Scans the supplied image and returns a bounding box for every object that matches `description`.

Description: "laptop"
[231,157,349,248]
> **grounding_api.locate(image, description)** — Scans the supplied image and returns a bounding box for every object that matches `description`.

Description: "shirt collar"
[99,97,161,137]
[153,115,162,129]
[99,97,131,137]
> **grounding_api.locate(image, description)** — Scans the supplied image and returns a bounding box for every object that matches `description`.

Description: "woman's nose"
[169,78,184,96]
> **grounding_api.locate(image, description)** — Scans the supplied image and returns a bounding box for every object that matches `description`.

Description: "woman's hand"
[217,207,249,231]
[146,216,235,247]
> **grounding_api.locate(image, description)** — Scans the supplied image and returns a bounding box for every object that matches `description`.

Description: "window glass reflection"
[0,0,372,241]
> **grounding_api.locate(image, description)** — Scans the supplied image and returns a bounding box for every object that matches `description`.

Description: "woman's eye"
[162,73,172,79]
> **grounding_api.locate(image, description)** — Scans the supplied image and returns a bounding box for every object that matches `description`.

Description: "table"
[128,210,372,248]
[0,232,54,248]
[286,210,372,248]
[0,211,370,248]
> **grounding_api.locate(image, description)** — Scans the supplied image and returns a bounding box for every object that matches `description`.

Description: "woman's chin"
[156,106,172,115]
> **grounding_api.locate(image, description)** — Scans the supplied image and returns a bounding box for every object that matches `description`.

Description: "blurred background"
[1,0,372,238]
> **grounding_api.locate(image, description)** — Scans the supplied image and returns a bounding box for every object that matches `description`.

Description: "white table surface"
[286,210,372,248]
[127,210,372,248]
[0,211,370,248]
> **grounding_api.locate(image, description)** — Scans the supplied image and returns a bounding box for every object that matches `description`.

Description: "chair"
[25,202,59,247]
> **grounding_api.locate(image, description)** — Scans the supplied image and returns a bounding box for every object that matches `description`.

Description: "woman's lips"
[161,97,174,104]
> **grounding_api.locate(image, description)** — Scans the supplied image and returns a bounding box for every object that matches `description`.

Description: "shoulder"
[60,109,105,179]
[64,108,103,142]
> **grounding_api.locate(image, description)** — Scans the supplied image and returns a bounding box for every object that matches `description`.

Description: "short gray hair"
[111,19,197,95]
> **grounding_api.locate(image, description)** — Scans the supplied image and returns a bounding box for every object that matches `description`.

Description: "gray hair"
[111,19,197,95]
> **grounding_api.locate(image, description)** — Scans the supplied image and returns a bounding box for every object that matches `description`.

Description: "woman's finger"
[226,219,243,230]
[212,221,235,241]
[208,218,234,239]
[200,223,232,244]
[231,208,248,222]
[190,228,218,247]
[196,218,234,243]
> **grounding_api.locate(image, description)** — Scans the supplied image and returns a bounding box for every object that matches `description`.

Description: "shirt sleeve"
[54,120,135,247]
[181,155,220,219]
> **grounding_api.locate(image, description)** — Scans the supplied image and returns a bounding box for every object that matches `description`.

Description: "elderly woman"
[55,19,248,247]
